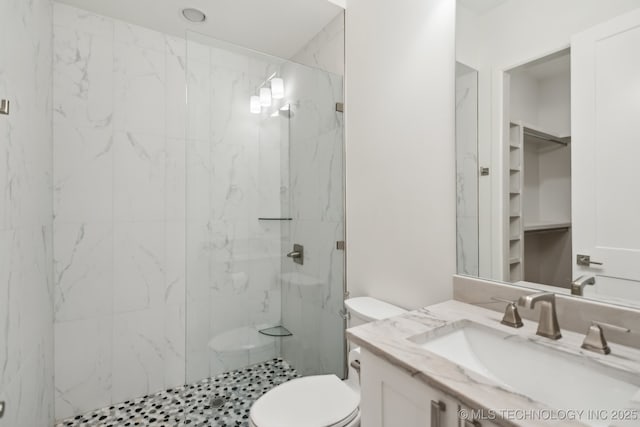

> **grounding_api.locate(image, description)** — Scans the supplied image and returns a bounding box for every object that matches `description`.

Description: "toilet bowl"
[249,297,406,427]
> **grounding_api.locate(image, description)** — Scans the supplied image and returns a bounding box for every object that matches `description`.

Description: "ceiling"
[55,0,344,59]
[458,0,508,15]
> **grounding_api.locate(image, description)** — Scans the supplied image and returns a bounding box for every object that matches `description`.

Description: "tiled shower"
[0,0,345,425]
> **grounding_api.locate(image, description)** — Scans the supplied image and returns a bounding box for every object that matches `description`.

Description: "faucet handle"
[581,321,631,355]
[571,275,596,296]
[491,297,524,328]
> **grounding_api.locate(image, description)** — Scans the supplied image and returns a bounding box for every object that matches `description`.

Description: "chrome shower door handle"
[286,244,304,265]
[0,99,9,115]
[430,400,446,427]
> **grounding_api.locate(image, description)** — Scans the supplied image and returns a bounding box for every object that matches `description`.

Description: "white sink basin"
[411,321,640,425]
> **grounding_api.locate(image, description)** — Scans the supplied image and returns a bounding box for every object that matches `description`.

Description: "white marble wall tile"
[455,69,479,276]
[258,117,285,218]
[210,143,251,221]
[54,223,113,321]
[53,3,113,37]
[53,123,113,223]
[185,140,213,221]
[54,316,112,420]
[0,230,27,391]
[112,308,164,403]
[0,0,54,424]
[165,138,186,222]
[165,37,187,140]
[53,6,188,418]
[284,65,342,143]
[53,23,114,129]
[290,12,345,76]
[113,221,165,313]
[163,304,186,388]
[165,221,186,306]
[113,131,166,222]
[114,20,166,53]
[186,57,211,142]
[113,43,166,134]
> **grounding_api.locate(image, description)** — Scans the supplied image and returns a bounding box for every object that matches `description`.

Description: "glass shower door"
[279,63,346,378]
[185,30,345,385]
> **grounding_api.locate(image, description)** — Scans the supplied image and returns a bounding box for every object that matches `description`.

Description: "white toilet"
[249,297,407,427]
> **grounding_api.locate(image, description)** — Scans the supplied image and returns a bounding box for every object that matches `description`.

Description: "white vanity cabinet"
[457,404,501,427]
[359,348,457,426]
[360,349,500,427]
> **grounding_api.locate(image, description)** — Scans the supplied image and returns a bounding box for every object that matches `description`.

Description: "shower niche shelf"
[258,326,292,337]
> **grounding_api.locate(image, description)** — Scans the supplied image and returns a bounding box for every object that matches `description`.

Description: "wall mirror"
[455,0,640,309]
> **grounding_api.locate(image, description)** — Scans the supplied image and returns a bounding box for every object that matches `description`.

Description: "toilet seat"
[250,375,360,427]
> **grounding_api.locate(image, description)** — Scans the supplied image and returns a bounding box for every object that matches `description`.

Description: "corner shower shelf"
[258,326,292,337]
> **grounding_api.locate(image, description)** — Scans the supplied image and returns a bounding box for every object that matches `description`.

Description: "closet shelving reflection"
[507,121,572,284]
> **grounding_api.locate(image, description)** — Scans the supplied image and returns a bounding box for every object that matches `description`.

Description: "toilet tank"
[344,297,406,328]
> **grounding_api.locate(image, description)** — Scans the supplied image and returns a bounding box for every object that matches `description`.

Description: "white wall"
[0,0,54,426]
[345,0,456,309]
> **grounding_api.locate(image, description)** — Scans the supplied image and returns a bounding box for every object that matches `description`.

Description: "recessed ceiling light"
[182,8,206,23]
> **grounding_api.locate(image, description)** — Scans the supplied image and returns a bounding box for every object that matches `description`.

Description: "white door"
[572,7,640,301]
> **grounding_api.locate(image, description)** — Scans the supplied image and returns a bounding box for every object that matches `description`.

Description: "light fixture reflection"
[260,88,272,107]
[271,78,284,99]
[250,96,261,114]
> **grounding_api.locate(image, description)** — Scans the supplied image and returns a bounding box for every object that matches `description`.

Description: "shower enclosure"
[185,32,345,384]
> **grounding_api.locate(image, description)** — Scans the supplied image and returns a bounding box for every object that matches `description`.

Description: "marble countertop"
[346,300,640,427]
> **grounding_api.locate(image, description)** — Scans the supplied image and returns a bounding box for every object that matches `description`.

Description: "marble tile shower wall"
[185,40,284,383]
[52,4,186,420]
[455,70,479,276]
[279,60,345,378]
[0,0,54,425]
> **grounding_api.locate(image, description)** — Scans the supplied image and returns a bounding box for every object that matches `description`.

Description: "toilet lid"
[250,375,359,427]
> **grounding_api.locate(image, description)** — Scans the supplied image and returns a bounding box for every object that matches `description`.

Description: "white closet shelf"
[511,121,571,146]
[524,221,571,232]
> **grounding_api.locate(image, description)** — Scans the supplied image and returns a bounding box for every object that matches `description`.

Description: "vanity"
[347,296,640,427]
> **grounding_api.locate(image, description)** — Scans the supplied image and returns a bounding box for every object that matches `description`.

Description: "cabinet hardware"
[430,400,446,427]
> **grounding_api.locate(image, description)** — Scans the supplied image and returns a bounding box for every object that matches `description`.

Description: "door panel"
[572,8,640,297]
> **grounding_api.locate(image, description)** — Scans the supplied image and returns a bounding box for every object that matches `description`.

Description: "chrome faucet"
[581,321,631,355]
[518,292,562,340]
[491,297,523,328]
[571,275,595,296]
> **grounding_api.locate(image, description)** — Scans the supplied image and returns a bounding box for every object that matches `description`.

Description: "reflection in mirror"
[455,0,640,309]
[456,63,479,277]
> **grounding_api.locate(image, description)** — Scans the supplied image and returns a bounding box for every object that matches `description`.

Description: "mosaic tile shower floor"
[55,358,299,427]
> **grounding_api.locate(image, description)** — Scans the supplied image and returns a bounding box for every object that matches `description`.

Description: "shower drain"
[210,396,227,409]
